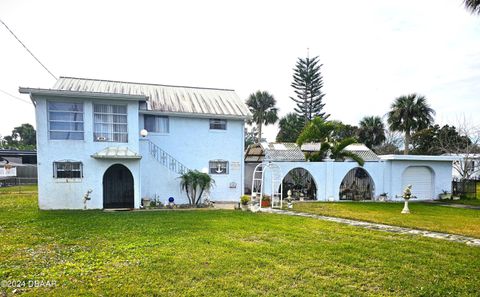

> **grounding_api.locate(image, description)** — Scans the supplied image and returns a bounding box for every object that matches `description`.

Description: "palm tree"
[358,116,386,149]
[464,0,480,14]
[329,137,365,166]
[387,94,435,155]
[246,91,279,142]
[276,113,305,142]
[297,117,364,165]
[296,117,336,145]
[179,170,215,206]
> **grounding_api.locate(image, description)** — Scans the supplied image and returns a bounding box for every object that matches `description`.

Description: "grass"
[0,187,479,296]
[0,184,38,194]
[441,199,480,206]
[293,201,480,238]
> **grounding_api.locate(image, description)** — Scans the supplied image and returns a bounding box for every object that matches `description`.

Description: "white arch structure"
[251,162,283,210]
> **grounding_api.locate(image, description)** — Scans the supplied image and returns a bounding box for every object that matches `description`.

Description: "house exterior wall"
[248,160,452,201]
[255,161,383,201]
[34,96,141,209]
[383,160,453,200]
[139,115,245,204]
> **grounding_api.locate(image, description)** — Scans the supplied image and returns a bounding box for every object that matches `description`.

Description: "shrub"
[240,195,251,205]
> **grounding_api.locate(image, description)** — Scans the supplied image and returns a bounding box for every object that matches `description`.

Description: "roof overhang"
[91,147,142,160]
[379,155,460,162]
[19,87,148,102]
[140,109,250,120]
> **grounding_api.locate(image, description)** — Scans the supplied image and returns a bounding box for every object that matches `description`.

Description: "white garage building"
[245,143,456,201]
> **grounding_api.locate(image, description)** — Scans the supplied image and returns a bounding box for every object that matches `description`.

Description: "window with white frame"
[48,102,84,140]
[93,104,128,142]
[144,115,169,133]
[209,119,227,130]
[53,161,83,178]
[209,160,228,174]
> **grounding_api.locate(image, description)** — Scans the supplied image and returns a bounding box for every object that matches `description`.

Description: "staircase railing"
[146,140,189,175]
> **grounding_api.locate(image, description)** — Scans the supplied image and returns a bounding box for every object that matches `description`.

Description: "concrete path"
[261,208,480,247]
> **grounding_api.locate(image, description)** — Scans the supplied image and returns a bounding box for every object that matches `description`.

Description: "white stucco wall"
[139,115,245,204]
[257,161,383,201]
[35,97,141,209]
[383,160,453,200]
[246,159,453,201]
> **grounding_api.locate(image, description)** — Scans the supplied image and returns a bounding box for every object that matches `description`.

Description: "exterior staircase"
[146,140,189,174]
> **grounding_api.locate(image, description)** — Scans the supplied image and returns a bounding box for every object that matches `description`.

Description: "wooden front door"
[103,164,134,208]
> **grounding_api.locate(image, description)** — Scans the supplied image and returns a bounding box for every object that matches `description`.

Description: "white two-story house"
[20,77,250,209]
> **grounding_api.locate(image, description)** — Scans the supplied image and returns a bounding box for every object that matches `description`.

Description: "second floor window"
[94,104,128,142]
[144,115,169,133]
[48,102,84,140]
[209,119,227,130]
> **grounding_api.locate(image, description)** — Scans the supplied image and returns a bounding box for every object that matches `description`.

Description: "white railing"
[147,140,189,175]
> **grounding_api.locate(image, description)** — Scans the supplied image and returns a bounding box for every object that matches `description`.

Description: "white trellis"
[251,162,283,209]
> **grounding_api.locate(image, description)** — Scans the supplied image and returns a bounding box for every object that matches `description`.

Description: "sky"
[0,0,479,141]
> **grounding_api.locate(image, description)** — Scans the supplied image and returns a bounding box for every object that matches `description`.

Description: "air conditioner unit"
[96,136,107,141]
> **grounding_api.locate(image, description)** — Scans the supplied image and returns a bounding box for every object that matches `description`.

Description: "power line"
[0,88,32,105]
[0,18,57,80]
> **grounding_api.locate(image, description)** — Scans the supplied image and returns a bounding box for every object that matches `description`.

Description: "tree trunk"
[257,121,263,143]
[404,131,411,155]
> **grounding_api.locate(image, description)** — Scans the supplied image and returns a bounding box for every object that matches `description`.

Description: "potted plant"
[142,197,152,208]
[378,192,388,202]
[240,195,250,211]
[261,195,271,207]
[439,190,452,200]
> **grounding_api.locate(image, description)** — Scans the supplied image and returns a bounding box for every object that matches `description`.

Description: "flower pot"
[241,204,249,211]
[261,200,271,207]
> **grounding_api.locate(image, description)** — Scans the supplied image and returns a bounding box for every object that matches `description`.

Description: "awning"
[91,147,142,160]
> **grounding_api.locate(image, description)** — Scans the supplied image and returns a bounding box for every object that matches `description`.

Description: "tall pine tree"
[290,56,329,122]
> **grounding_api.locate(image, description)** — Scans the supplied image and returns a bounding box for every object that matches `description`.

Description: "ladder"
[251,162,283,209]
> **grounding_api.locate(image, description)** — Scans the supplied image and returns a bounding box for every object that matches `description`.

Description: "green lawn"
[441,199,480,206]
[0,184,37,194]
[293,202,480,238]
[0,188,479,296]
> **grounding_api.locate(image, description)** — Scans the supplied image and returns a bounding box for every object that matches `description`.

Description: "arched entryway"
[281,167,317,200]
[339,167,375,200]
[103,164,134,208]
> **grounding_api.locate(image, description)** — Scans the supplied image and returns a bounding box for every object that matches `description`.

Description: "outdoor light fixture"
[140,129,148,137]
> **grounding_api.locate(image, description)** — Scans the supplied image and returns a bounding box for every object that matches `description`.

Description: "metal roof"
[51,77,251,119]
[91,147,142,159]
[245,142,306,162]
[343,144,380,162]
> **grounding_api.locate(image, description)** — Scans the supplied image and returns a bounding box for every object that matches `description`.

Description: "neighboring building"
[245,143,457,201]
[0,149,37,164]
[20,77,250,209]
[444,153,480,180]
[0,150,38,185]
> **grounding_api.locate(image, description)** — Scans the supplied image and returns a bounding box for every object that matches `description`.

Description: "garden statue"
[83,189,92,210]
[401,185,413,214]
[287,189,293,209]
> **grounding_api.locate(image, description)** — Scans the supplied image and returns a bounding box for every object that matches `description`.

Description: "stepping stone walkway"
[261,208,480,247]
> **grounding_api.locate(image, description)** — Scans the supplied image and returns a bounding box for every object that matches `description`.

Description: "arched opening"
[103,164,134,208]
[339,167,375,201]
[281,167,317,200]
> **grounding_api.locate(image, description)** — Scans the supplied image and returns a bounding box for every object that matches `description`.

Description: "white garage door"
[402,167,434,199]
